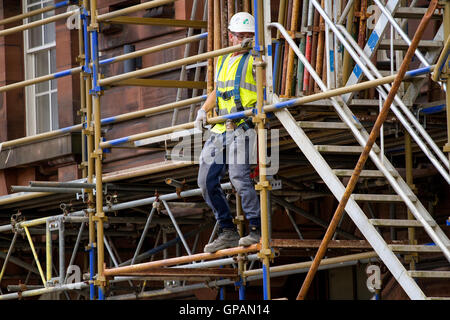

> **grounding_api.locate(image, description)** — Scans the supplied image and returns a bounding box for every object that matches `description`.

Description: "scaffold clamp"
[89,87,104,96]
[257,247,276,262]
[92,213,108,222]
[255,180,272,191]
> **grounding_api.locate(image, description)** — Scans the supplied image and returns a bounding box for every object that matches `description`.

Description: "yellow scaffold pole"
[24,227,47,287]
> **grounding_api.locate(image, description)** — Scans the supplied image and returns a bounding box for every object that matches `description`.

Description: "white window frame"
[23,0,58,136]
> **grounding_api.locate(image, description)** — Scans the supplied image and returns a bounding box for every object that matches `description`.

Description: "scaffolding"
[0,0,449,300]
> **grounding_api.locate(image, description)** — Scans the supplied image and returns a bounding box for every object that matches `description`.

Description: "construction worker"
[195,12,261,253]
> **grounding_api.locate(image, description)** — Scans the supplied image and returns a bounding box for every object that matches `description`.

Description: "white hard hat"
[228,12,255,33]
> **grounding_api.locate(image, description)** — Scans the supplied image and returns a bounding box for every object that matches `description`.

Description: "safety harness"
[215,52,251,116]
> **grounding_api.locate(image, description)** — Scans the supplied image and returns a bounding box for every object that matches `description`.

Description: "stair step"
[426,297,450,300]
[379,39,443,51]
[349,99,380,107]
[394,7,441,19]
[353,193,417,203]
[297,121,354,130]
[315,145,380,154]
[408,270,450,278]
[369,219,437,228]
[352,194,403,202]
[333,169,384,178]
[388,244,442,253]
[333,169,400,178]
[275,105,450,300]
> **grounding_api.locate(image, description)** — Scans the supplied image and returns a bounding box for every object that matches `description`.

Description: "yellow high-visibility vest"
[212,53,257,134]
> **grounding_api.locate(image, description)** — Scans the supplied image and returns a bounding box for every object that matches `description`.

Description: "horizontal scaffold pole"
[0,281,89,300]
[0,95,206,149]
[96,0,177,22]
[100,64,434,148]
[29,181,96,189]
[10,186,83,194]
[113,79,207,89]
[99,43,250,87]
[0,0,75,26]
[1,58,425,153]
[100,122,196,148]
[0,161,193,207]
[0,250,371,301]
[264,65,435,112]
[244,251,377,277]
[0,66,83,93]
[0,183,232,233]
[104,17,207,29]
[72,182,232,217]
[106,251,377,300]
[103,244,261,277]
[0,9,78,37]
[98,32,208,67]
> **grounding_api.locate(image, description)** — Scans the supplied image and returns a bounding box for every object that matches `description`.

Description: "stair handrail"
[309,0,450,182]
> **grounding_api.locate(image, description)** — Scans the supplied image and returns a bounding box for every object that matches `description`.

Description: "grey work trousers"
[197,128,260,229]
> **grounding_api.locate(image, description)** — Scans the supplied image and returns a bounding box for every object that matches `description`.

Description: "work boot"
[238,226,261,246]
[204,228,240,253]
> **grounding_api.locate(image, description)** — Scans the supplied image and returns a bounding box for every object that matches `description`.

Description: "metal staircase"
[276,103,450,300]
[269,0,450,299]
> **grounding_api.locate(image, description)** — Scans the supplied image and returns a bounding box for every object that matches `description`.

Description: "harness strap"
[233,52,250,112]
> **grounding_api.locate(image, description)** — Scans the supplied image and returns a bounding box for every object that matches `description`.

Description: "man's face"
[228,31,254,46]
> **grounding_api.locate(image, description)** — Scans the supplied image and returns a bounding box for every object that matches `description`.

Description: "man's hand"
[195,108,207,131]
[241,37,253,48]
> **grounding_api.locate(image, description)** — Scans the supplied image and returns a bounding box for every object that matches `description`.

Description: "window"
[23,0,58,135]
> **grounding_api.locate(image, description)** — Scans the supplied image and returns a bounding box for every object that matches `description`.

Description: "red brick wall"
[0,0,25,142]
[0,0,204,189]
[96,0,201,172]
[55,6,81,129]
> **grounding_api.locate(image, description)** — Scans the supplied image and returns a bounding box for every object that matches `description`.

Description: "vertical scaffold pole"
[214,0,221,55]
[303,0,314,93]
[81,0,96,300]
[58,218,65,285]
[297,0,309,94]
[284,0,301,97]
[235,194,246,300]
[253,0,273,301]
[272,0,286,93]
[207,0,214,96]
[46,220,52,282]
[89,0,106,300]
[79,4,87,180]
[238,281,246,300]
